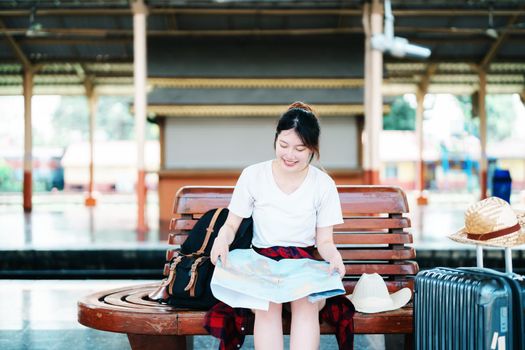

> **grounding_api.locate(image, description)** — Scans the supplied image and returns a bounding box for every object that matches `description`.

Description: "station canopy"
[0,0,524,98]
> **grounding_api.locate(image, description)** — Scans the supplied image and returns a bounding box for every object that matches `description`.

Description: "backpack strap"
[196,208,225,255]
[184,256,207,296]
[149,255,183,300]
[167,256,184,295]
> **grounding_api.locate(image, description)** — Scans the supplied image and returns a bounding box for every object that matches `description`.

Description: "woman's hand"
[210,212,244,266]
[210,234,230,266]
[328,254,345,279]
[316,226,345,278]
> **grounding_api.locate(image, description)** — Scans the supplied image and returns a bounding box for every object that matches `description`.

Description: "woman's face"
[274,129,312,173]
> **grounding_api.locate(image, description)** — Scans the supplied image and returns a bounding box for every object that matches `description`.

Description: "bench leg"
[404,334,413,350]
[127,334,193,350]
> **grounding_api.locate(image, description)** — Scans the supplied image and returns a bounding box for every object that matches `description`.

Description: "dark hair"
[274,101,320,162]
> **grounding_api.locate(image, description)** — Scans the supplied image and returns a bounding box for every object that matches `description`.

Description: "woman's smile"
[282,158,298,167]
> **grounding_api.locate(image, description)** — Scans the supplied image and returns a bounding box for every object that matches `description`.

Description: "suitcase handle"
[476,245,513,274]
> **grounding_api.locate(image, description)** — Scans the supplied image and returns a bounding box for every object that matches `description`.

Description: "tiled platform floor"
[0,280,140,350]
[0,280,348,350]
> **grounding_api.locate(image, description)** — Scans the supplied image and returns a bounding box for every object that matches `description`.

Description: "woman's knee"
[254,302,282,320]
[291,297,323,314]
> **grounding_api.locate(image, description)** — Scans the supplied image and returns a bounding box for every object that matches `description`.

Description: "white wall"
[164,116,359,169]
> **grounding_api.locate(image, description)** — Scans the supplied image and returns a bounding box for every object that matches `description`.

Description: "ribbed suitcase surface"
[415,267,524,350]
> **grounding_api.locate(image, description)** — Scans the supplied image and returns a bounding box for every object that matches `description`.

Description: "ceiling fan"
[484,6,498,39]
[483,4,525,40]
[26,6,48,37]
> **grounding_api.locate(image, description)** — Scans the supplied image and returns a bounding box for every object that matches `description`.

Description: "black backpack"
[149,208,253,309]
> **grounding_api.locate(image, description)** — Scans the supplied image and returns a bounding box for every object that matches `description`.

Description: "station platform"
[1,190,524,349]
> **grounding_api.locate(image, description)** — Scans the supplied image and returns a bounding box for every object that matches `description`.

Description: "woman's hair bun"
[287,101,314,113]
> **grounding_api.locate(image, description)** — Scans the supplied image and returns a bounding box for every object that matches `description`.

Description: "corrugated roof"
[0,1,524,96]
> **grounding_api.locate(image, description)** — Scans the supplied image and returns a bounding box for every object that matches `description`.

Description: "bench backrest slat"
[169,232,413,245]
[165,247,416,262]
[344,262,418,276]
[338,247,415,260]
[338,186,409,214]
[170,185,418,294]
[174,186,409,215]
[173,217,411,232]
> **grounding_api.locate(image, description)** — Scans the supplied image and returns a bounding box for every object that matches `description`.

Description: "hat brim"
[347,287,412,314]
[449,210,525,248]
[448,225,525,248]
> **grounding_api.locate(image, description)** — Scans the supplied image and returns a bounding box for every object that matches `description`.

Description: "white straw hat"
[347,273,412,314]
[448,197,525,248]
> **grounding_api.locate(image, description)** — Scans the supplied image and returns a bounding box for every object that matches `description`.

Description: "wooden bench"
[78,185,418,349]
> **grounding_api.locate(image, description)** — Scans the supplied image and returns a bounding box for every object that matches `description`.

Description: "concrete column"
[85,84,97,207]
[364,0,383,185]
[362,3,371,183]
[23,69,33,212]
[416,89,428,205]
[133,0,149,234]
[479,70,488,199]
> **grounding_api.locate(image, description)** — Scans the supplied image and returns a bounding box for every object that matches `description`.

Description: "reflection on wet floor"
[2,191,515,249]
[0,193,162,249]
[0,280,138,350]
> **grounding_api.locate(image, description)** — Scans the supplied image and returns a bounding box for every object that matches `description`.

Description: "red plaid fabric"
[204,246,355,349]
[320,295,355,349]
[204,302,251,350]
[252,245,316,260]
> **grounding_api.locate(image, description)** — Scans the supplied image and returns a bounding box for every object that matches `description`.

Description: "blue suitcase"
[415,247,525,350]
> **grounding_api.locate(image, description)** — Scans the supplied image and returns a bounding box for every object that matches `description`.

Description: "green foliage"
[383,96,416,130]
[0,159,20,192]
[456,95,478,137]
[486,95,515,142]
[455,94,516,142]
[51,96,89,147]
[96,96,134,140]
[49,95,158,147]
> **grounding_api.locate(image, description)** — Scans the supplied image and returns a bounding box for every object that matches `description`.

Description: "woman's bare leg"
[289,297,324,350]
[253,302,283,350]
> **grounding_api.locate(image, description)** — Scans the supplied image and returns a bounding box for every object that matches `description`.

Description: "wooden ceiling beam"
[410,37,524,45]
[0,8,362,17]
[393,9,525,17]
[1,8,524,17]
[480,12,523,70]
[394,27,523,35]
[76,63,99,96]
[2,26,525,38]
[18,38,130,45]
[13,36,525,47]
[0,19,31,68]
[0,27,363,37]
[418,63,438,93]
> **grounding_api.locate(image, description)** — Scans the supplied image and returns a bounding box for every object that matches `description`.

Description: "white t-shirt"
[228,160,344,248]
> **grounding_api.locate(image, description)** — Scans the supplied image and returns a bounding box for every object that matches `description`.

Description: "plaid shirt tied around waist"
[204,246,355,350]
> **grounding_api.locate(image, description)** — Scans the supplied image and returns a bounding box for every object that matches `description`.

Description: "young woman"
[210,101,345,350]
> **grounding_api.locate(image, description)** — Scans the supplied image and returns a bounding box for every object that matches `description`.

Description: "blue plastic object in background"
[492,168,512,203]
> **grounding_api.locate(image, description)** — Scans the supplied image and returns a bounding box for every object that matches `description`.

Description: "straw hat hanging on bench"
[448,196,525,248]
